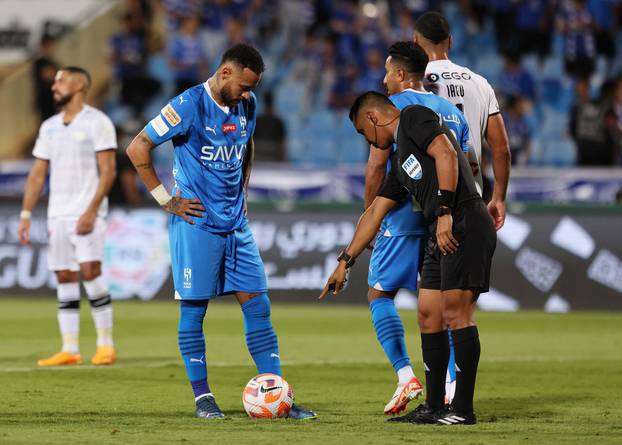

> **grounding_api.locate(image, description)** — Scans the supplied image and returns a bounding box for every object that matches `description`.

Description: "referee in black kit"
[320,92,496,425]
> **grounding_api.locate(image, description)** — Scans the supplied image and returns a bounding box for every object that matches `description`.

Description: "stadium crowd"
[31,0,622,168]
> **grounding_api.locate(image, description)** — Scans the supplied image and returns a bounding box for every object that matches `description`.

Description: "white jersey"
[33,105,117,219]
[424,59,500,163]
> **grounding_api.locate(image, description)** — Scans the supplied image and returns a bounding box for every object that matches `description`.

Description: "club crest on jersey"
[162,104,181,127]
[222,123,237,133]
[402,154,423,180]
[240,116,247,137]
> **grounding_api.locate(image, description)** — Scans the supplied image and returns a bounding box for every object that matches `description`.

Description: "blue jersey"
[144,82,256,233]
[382,89,470,236]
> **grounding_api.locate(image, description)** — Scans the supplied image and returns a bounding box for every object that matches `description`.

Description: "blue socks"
[370,298,411,371]
[241,293,281,376]
[447,328,457,381]
[178,300,211,400]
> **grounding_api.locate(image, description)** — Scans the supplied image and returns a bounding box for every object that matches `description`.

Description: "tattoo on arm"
[138,131,152,145]
[134,162,153,170]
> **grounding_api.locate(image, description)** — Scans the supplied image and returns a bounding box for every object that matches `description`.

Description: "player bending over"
[321,92,496,425]
[363,41,470,415]
[19,67,117,366]
[126,44,316,420]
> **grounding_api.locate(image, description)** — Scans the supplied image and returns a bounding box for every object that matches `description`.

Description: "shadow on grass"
[476,393,593,423]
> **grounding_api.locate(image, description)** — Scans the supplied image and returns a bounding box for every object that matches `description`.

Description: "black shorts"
[420,199,497,294]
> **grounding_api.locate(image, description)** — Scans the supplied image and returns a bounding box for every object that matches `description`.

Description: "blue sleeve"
[144,92,196,145]
[460,116,470,154]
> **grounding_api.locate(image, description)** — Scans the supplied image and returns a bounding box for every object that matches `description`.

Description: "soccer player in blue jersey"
[126,44,316,420]
[363,41,469,416]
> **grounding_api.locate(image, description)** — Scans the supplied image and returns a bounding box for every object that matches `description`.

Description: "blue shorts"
[367,233,427,292]
[169,217,267,300]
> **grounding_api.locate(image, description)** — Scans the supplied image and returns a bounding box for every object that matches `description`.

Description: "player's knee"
[56,271,78,283]
[80,263,101,281]
[242,293,271,318]
[418,307,442,332]
[367,288,395,303]
[441,305,470,329]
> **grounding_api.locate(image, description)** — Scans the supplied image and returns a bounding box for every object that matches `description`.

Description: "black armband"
[437,189,456,209]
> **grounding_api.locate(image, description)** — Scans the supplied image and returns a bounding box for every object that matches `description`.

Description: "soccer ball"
[242,373,293,418]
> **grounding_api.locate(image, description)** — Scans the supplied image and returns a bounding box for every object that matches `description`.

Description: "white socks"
[57,282,80,354]
[84,276,114,348]
[397,365,415,385]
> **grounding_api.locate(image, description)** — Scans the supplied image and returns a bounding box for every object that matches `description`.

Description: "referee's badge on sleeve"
[402,154,423,180]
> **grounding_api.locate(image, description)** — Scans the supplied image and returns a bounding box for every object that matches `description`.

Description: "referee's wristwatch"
[434,206,452,218]
[337,250,356,269]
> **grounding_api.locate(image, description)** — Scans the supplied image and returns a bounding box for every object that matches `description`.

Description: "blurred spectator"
[497,53,536,102]
[587,0,620,70]
[516,0,554,63]
[558,0,596,79]
[226,17,247,48]
[328,63,359,110]
[32,34,58,122]
[109,127,142,204]
[390,7,416,42]
[503,96,532,166]
[168,15,207,94]
[357,47,386,93]
[489,0,517,56]
[161,0,201,32]
[110,12,160,116]
[569,78,618,165]
[253,92,286,162]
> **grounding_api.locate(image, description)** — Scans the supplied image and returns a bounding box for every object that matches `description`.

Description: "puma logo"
[190,355,205,365]
[205,125,217,135]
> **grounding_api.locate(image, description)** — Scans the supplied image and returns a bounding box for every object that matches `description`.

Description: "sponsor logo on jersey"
[200,144,246,162]
[427,71,471,82]
[151,115,169,136]
[205,124,217,135]
[402,154,423,180]
[222,123,237,133]
[162,104,181,127]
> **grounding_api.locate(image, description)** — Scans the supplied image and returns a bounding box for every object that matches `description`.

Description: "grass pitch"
[1,297,621,445]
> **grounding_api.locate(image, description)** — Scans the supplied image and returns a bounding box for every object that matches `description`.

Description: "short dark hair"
[349,91,393,122]
[61,66,91,90]
[220,43,265,75]
[414,12,450,44]
[388,41,429,77]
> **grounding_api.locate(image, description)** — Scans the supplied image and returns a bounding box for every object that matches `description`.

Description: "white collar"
[403,87,432,95]
[203,81,230,114]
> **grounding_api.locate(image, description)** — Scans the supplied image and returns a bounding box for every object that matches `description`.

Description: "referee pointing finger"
[320,92,496,426]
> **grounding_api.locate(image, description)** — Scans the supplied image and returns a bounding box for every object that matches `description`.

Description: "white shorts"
[47,217,106,271]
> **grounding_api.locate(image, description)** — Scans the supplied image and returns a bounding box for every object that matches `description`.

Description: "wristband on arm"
[20,210,32,220]
[437,189,456,209]
[150,184,172,206]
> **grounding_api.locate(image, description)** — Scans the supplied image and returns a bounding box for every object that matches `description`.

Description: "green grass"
[1,298,621,444]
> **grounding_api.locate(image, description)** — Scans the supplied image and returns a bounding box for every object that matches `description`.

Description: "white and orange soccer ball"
[242,373,293,418]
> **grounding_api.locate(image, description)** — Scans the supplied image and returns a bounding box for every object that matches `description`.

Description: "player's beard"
[54,92,73,109]
[220,84,239,107]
